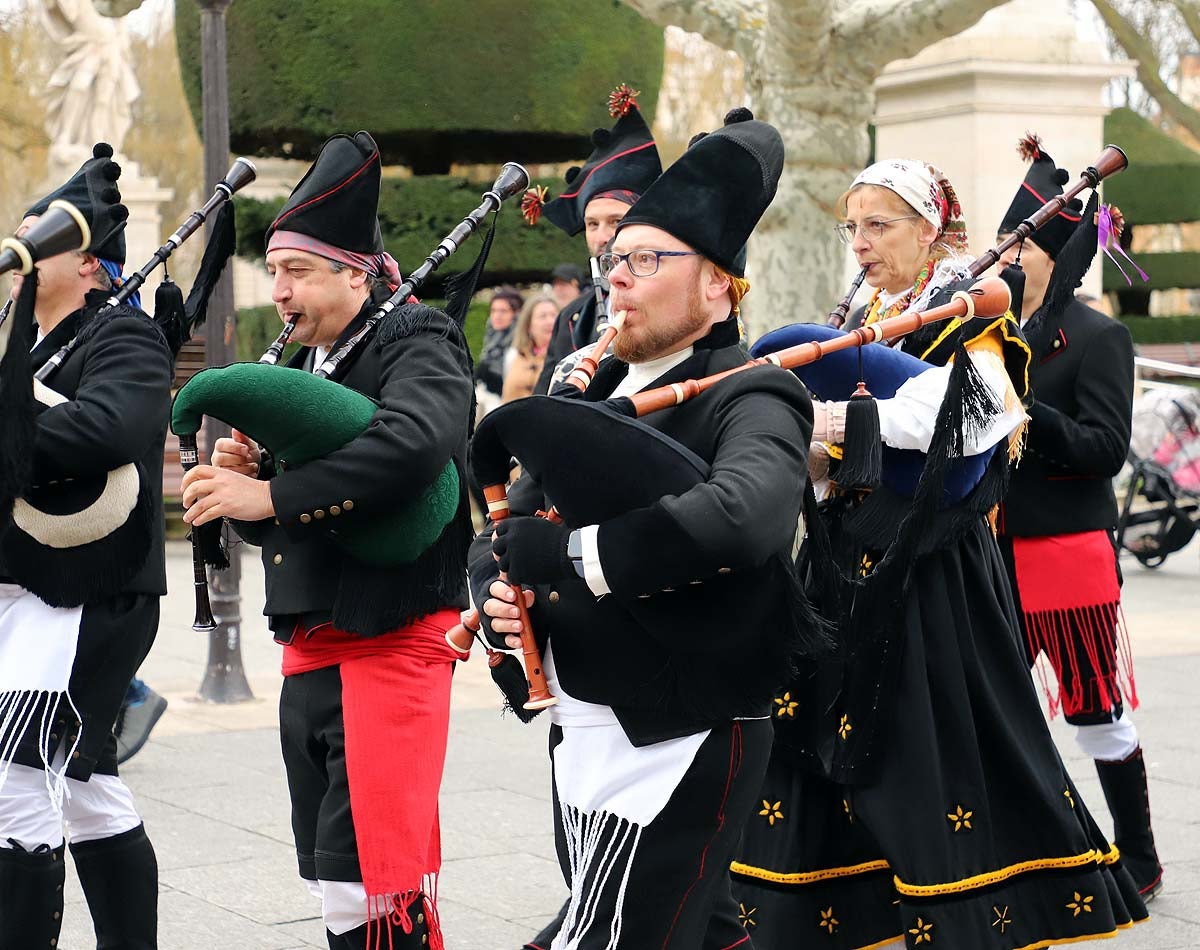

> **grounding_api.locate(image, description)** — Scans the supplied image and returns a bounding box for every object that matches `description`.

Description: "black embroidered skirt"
[731,519,1148,949]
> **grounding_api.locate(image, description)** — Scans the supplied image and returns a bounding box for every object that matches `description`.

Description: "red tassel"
[608,82,641,117]
[1023,603,1138,719]
[521,186,548,226]
[1017,132,1043,162]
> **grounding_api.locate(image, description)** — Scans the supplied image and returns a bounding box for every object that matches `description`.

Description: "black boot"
[333,893,432,949]
[1096,747,1164,899]
[0,840,66,948]
[69,823,159,948]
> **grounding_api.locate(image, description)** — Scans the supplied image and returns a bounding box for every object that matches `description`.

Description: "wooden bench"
[1135,342,1200,367]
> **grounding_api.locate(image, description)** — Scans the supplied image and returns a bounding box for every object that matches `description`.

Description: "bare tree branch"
[835,0,1008,70]
[1168,0,1200,42]
[1092,0,1200,139]
[620,0,766,65]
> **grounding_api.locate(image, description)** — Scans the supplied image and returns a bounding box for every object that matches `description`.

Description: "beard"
[613,279,709,364]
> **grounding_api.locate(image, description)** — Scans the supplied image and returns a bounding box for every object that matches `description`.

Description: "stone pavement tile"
[142,800,297,871]
[439,895,549,950]
[440,787,557,863]
[439,852,562,919]
[1122,907,1200,948]
[59,886,302,950]
[161,854,318,925]
[271,917,328,948]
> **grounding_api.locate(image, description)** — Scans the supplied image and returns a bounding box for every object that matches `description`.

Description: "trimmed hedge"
[1120,313,1200,344]
[1103,251,1200,293]
[175,0,662,171]
[234,175,586,292]
[1103,108,1200,226]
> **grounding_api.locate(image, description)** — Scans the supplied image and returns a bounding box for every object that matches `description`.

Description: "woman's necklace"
[864,257,936,327]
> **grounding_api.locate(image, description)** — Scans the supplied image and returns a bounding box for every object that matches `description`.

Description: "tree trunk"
[746,85,874,335]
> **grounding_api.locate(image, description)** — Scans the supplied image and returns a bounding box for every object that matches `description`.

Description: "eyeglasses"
[834,216,920,245]
[597,249,700,278]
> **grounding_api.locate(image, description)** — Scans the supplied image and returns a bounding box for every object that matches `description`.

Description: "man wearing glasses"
[469,110,821,950]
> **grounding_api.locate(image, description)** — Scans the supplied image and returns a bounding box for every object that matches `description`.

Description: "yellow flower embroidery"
[946,805,973,832]
[819,907,839,935]
[842,798,854,823]
[992,906,1011,933]
[738,903,757,928]
[774,692,798,718]
[759,799,784,825]
[1066,892,1094,917]
[837,714,853,741]
[1064,787,1075,809]
[908,916,934,944]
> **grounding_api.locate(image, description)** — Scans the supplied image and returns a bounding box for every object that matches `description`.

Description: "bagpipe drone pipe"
[0,155,256,607]
[170,162,531,630]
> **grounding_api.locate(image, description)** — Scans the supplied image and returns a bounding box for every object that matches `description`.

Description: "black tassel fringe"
[836,390,882,491]
[488,650,543,723]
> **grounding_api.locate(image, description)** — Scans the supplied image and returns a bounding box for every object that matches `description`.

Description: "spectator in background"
[549,263,585,310]
[475,286,524,417]
[501,293,559,404]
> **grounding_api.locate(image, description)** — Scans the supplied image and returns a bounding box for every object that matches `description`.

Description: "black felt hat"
[998,134,1083,259]
[541,89,663,237]
[267,131,384,254]
[616,109,783,278]
[25,143,128,264]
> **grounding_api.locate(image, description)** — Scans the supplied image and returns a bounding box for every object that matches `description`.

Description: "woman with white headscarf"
[729,159,1148,950]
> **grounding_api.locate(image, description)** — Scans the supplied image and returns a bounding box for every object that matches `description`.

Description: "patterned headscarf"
[849,159,969,255]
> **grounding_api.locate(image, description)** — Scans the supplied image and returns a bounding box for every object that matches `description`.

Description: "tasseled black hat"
[540,85,663,236]
[25,143,128,264]
[266,131,384,254]
[998,133,1082,259]
[616,108,782,278]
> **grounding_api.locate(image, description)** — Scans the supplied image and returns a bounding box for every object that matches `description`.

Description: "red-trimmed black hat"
[540,86,663,237]
[998,134,1083,259]
[267,131,384,255]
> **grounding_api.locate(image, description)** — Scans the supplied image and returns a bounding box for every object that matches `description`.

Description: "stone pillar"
[115,158,173,303]
[873,0,1134,298]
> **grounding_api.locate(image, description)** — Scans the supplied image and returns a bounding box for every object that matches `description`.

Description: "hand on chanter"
[481,579,536,650]
[181,464,274,526]
[211,428,261,477]
[491,516,572,586]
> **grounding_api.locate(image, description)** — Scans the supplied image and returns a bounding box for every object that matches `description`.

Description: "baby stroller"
[1117,386,1200,568]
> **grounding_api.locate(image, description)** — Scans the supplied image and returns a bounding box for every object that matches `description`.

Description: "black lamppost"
[195,0,251,702]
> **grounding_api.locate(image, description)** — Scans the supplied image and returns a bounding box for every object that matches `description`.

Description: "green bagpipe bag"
[171,362,459,566]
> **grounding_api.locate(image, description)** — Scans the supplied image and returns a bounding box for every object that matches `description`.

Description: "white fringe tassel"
[552,804,644,950]
[0,689,81,820]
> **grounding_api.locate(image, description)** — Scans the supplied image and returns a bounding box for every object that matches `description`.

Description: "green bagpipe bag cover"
[171,362,459,566]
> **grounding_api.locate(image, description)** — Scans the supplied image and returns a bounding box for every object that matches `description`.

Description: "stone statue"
[40,0,144,166]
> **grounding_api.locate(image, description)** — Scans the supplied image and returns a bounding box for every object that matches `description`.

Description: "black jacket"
[234,301,475,638]
[534,291,601,395]
[469,318,814,745]
[998,299,1133,537]
[5,292,171,781]
[2,291,171,595]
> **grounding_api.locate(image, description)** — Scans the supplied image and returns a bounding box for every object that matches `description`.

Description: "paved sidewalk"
[53,539,1199,949]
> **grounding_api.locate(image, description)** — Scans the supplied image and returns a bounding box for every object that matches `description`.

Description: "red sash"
[1011,531,1137,718]
[283,608,460,948]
